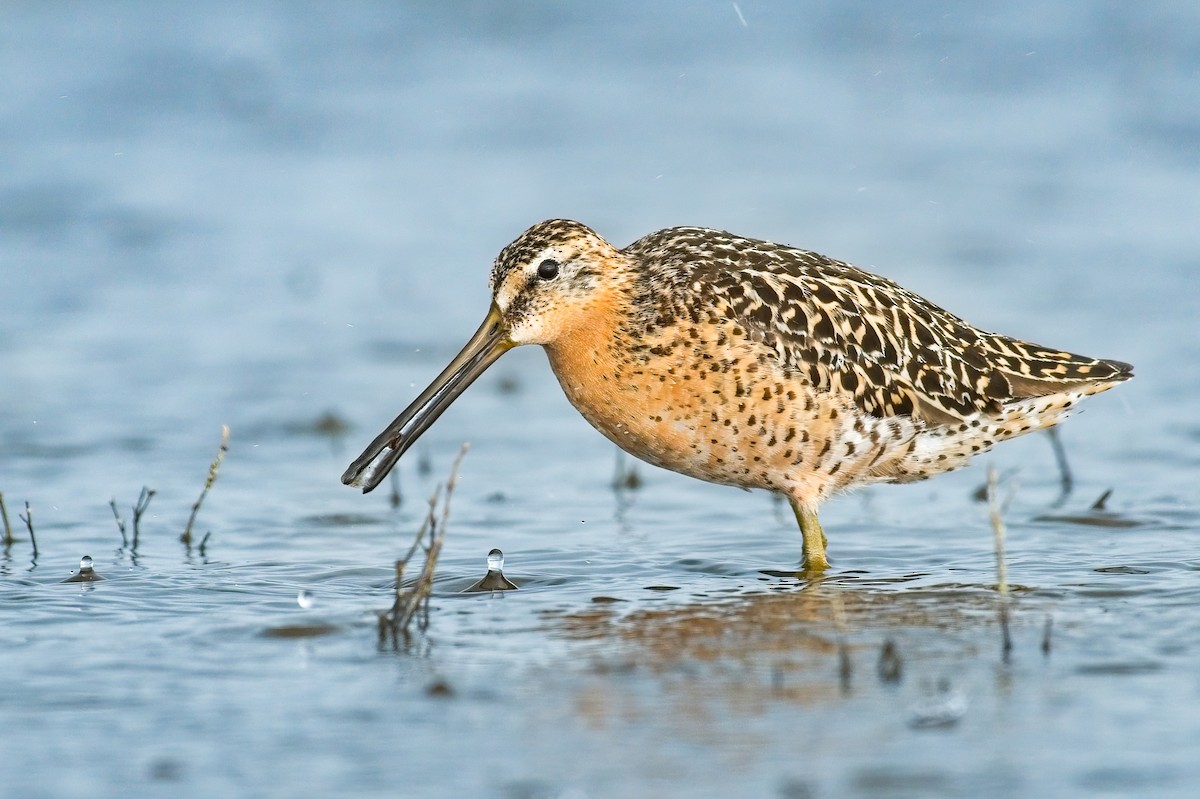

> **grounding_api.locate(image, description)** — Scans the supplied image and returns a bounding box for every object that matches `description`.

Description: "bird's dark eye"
[537,259,560,280]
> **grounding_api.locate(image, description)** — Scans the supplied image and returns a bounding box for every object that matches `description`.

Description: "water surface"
[2,3,1198,797]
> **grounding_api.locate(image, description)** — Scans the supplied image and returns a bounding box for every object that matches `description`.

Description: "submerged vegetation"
[181,424,230,549]
[2,425,230,569]
[0,491,14,547]
[987,464,1014,663]
[377,443,469,649]
[110,486,155,551]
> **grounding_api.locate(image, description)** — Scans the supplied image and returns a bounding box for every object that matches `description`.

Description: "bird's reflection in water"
[547,580,1009,723]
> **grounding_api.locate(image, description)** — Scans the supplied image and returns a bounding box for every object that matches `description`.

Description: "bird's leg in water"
[790,499,830,572]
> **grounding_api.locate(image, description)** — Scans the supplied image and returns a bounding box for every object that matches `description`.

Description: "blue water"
[2,2,1198,797]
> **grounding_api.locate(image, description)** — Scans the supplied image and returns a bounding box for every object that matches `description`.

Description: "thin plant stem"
[987,465,1013,663]
[0,491,14,547]
[182,425,229,545]
[132,487,155,550]
[386,444,469,643]
[19,501,37,558]
[109,499,128,547]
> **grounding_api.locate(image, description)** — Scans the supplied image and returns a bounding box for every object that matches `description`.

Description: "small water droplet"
[487,548,504,571]
[79,555,94,572]
[297,590,315,609]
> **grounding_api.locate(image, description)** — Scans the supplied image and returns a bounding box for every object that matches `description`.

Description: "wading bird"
[343,220,1132,570]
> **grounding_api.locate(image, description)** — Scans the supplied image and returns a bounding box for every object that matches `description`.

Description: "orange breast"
[542,306,886,504]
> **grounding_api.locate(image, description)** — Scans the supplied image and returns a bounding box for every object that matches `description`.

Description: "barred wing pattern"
[628,227,1132,428]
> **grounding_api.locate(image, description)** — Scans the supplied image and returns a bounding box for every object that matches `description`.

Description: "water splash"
[63,554,103,583]
[463,548,519,592]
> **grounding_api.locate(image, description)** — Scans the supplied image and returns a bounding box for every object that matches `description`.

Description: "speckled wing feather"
[626,227,1133,426]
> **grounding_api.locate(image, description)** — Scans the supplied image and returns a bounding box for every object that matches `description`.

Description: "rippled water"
[2,3,1198,797]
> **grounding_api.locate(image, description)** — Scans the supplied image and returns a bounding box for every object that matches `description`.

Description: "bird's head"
[341,219,625,492]
[488,219,624,345]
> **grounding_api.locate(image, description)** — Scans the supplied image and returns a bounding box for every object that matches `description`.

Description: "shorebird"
[342,220,1132,570]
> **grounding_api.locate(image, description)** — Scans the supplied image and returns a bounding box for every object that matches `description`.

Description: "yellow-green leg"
[790,499,830,572]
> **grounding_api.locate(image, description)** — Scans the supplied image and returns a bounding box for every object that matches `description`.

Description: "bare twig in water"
[971,467,1017,502]
[1046,426,1073,499]
[1090,489,1113,512]
[109,499,128,547]
[132,487,155,550]
[182,425,229,546]
[0,491,14,547]
[198,531,212,556]
[435,449,465,545]
[380,444,469,648]
[401,487,440,567]
[19,501,37,558]
[987,465,1013,663]
[388,468,402,509]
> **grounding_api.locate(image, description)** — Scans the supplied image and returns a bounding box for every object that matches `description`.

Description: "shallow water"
[2,2,1198,797]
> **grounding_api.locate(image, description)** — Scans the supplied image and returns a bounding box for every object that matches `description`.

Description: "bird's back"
[621,226,1131,485]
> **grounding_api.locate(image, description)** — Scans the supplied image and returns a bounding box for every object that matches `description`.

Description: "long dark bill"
[341,303,513,493]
